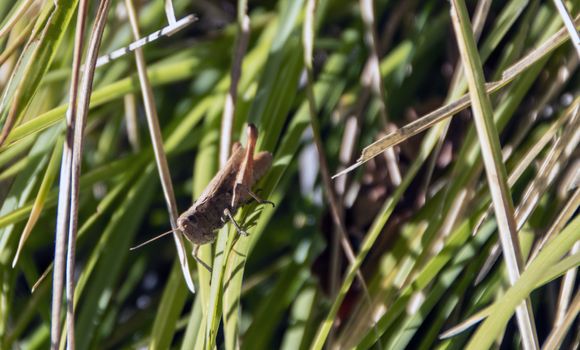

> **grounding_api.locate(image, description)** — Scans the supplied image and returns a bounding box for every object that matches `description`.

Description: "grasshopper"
[131,124,273,270]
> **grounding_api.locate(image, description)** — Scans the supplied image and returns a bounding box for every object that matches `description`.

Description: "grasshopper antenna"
[130,228,179,250]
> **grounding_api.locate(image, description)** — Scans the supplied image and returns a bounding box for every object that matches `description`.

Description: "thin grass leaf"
[219,0,249,168]
[0,154,143,229]
[359,0,401,185]
[94,14,196,68]
[149,261,189,349]
[333,16,578,179]
[450,1,537,347]
[62,1,113,348]
[124,0,195,294]
[543,291,580,350]
[12,135,63,267]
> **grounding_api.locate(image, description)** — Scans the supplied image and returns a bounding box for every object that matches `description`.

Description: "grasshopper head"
[177,212,216,245]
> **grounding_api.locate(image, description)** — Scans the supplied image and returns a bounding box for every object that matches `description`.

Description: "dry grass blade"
[94,14,196,68]
[420,0,491,202]
[478,103,580,280]
[550,0,580,57]
[220,1,250,167]
[543,291,580,350]
[515,104,579,226]
[450,1,538,349]
[528,187,580,263]
[332,16,579,179]
[51,0,90,348]
[439,307,491,339]
[65,0,113,348]
[359,0,401,185]
[334,1,409,195]
[164,0,177,24]
[554,241,580,325]
[473,97,579,237]
[124,0,196,294]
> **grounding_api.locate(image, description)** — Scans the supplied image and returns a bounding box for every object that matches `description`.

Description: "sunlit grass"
[0,0,578,349]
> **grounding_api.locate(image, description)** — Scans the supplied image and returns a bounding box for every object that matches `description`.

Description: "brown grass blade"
[450,1,538,348]
[51,0,90,348]
[124,0,196,293]
[64,1,113,348]
[332,16,579,179]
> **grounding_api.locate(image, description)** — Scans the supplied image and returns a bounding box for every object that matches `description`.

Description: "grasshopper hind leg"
[235,183,275,207]
[224,208,249,237]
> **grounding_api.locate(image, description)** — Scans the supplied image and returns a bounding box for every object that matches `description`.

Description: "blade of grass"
[0,133,35,168]
[51,0,88,347]
[473,99,579,282]
[384,222,496,349]
[179,295,202,350]
[438,244,580,342]
[554,240,579,328]
[94,14,196,68]
[191,116,219,349]
[12,135,63,267]
[124,0,195,294]
[333,16,579,179]
[164,0,176,24]
[280,283,318,350]
[359,0,401,185]
[242,258,309,348]
[0,154,143,230]
[218,1,251,347]
[529,187,580,262]
[543,291,580,350]
[64,1,113,348]
[149,261,189,349]
[450,1,538,347]
[219,0,250,167]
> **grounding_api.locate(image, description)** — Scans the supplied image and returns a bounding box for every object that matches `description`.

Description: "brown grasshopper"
[131,124,273,269]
